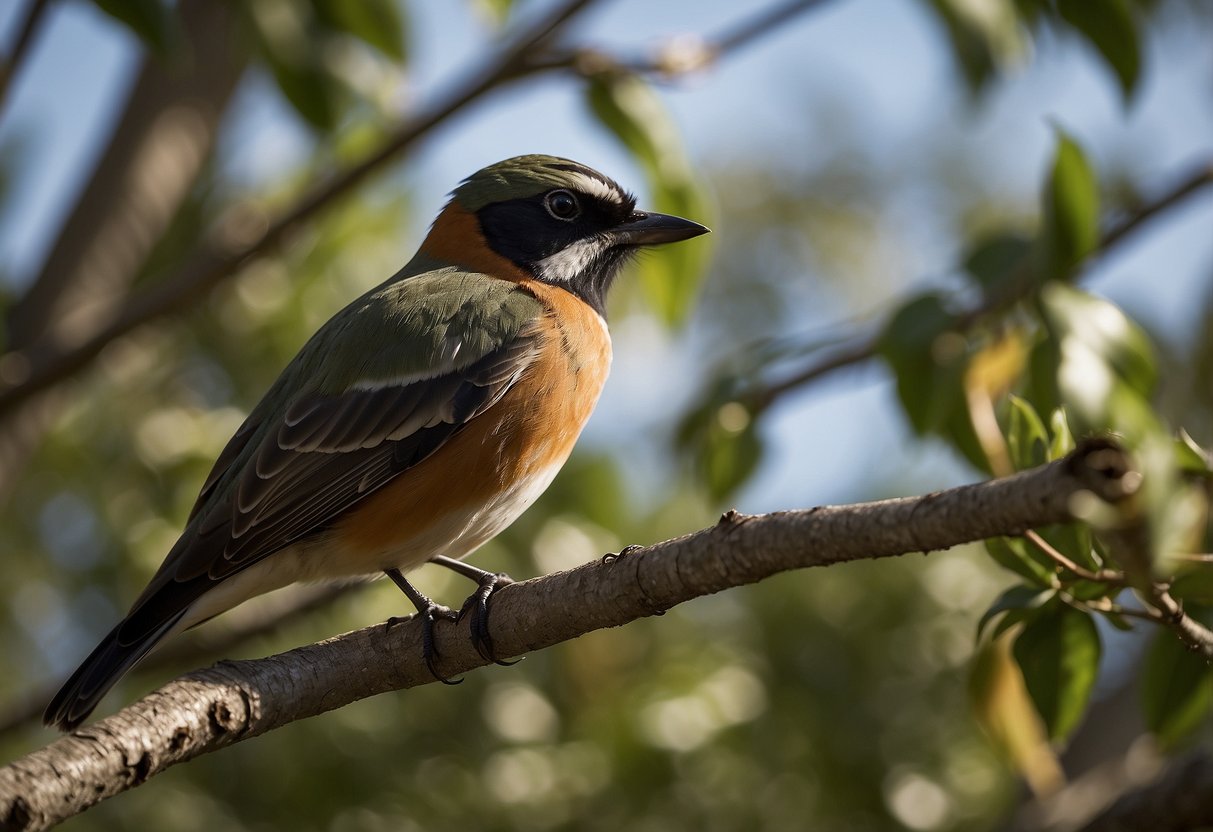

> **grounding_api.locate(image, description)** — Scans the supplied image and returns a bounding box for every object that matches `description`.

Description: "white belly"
[174,462,563,632]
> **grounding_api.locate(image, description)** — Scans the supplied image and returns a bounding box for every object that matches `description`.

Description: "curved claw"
[602,543,644,565]
[458,572,518,667]
[384,567,463,684]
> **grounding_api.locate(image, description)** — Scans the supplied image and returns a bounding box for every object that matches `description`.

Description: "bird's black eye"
[543,189,580,221]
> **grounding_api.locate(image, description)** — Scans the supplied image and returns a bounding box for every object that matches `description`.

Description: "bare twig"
[1024,530,1126,586]
[0,0,51,115]
[0,441,1137,830]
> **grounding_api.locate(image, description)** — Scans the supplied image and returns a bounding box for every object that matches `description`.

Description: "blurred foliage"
[2,0,1213,830]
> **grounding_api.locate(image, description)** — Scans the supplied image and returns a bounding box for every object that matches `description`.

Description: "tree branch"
[739,158,1213,414]
[0,0,51,116]
[0,440,1136,830]
[0,0,598,418]
[0,0,832,420]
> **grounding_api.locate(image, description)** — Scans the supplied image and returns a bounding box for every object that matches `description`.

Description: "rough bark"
[0,440,1135,831]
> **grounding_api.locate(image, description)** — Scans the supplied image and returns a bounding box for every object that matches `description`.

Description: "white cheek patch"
[535,237,605,283]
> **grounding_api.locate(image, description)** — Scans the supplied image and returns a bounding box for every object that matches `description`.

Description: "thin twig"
[0,0,52,116]
[738,159,1213,412]
[1024,529,1126,585]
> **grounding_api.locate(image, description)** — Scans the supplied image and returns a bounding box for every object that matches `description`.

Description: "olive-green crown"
[451,155,628,212]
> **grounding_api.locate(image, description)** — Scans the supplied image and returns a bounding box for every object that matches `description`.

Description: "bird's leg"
[428,555,518,667]
[384,567,462,685]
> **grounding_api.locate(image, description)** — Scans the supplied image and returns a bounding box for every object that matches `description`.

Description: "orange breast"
[335,278,612,556]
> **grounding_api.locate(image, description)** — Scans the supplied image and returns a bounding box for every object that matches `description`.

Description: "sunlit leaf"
[586,72,712,326]
[1006,395,1048,470]
[1039,284,1157,436]
[475,0,516,26]
[1013,602,1101,741]
[1041,129,1099,276]
[1057,0,1141,99]
[1047,408,1075,460]
[925,0,1026,93]
[986,537,1055,587]
[1177,429,1213,475]
[1142,625,1213,748]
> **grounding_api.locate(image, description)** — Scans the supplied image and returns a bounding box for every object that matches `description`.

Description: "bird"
[44,155,709,731]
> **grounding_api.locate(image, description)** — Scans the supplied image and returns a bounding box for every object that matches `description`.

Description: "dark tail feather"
[43,613,184,731]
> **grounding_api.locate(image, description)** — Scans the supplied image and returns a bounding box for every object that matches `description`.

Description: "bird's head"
[420,155,709,314]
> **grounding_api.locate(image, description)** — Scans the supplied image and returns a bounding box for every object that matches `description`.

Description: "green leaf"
[691,400,764,501]
[247,0,344,130]
[986,537,1055,587]
[1057,0,1141,99]
[1039,284,1158,436]
[474,0,517,26]
[1041,129,1099,276]
[978,585,1052,639]
[1007,395,1048,470]
[1142,627,1213,748]
[1176,429,1213,475]
[93,0,180,56]
[963,232,1033,291]
[877,293,967,436]
[1047,408,1075,460]
[1170,570,1213,606]
[314,0,407,61]
[925,0,1025,93]
[585,72,712,326]
[1013,602,1101,741]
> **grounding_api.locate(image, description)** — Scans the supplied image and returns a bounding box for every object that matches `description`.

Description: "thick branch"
[0,440,1136,830]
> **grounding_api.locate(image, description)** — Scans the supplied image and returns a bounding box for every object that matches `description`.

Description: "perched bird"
[44,155,708,731]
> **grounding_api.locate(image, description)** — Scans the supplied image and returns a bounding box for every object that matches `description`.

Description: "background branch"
[741,158,1213,414]
[0,0,51,115]
[0,0,830,419]
[0,441,1136,831]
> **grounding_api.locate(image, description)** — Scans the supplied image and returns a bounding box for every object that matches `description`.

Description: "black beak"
[608,211,710,247]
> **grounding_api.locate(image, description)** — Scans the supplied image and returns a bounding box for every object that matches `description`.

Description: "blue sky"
[1,0,1210,511]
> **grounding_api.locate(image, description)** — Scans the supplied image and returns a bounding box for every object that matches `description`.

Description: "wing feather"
[174,330,541,583]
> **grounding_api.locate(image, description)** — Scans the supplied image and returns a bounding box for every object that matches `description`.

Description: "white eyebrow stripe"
[566,173,624,205]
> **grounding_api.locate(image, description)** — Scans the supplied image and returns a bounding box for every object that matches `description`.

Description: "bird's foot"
[384,568,462,685]
[602,543,644,564]
[429,555,518,667]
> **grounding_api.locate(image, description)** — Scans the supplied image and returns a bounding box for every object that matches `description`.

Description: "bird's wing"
[121,271,545,638]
